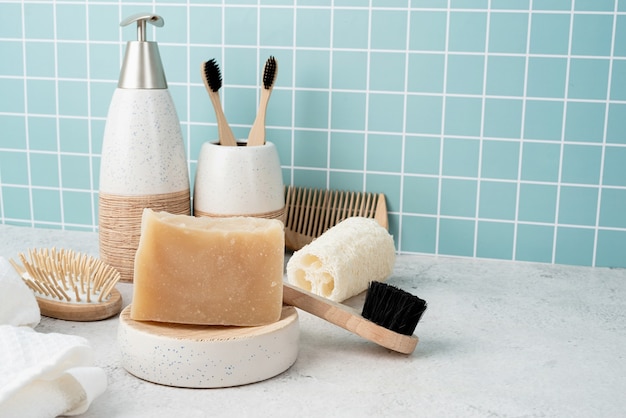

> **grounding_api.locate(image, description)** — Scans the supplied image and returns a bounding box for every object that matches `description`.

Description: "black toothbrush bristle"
[203,59,222,92]
[263,56,277,90]
[361,281,427,336]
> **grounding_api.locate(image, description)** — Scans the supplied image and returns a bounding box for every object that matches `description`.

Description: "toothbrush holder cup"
[193,141,285,221]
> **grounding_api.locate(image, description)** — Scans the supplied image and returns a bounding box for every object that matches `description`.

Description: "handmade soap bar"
[130,209,284,326]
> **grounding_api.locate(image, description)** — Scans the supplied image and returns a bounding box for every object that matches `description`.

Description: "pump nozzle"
[117,13,167,89]
[120,13,164,42]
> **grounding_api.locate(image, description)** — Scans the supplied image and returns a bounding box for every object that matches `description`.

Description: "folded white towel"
[0,257,108,417]
[0,257,40,327]
[0,326,107,417]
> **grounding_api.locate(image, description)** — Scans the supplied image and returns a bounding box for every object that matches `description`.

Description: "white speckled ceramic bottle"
[99,13,190,282]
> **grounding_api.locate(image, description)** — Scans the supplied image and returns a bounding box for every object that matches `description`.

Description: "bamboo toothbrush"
[247,56,277,147]
[201,59,238,147]
[9,247,122,321]
[283,281,427,354]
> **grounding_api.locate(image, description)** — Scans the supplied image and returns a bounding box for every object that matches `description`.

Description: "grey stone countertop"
[1,224,625,417]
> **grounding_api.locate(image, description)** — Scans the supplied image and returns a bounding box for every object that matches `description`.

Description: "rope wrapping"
[99,190,191,282]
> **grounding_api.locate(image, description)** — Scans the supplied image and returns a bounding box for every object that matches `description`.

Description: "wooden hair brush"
[9,248,122,321]
[284,186,388,251]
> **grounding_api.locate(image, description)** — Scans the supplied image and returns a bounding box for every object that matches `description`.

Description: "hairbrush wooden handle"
[282,282,418,354]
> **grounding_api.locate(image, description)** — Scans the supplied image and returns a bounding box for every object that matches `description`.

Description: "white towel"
[0,257,40,327]
[0,257,107,417]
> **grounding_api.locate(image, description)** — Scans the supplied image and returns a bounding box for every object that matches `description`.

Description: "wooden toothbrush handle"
[282,282,418,354]
[209,93,237,147]
[247,88,271,147]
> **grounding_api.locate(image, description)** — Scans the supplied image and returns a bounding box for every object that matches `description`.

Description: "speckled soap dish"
[117,305,299,388]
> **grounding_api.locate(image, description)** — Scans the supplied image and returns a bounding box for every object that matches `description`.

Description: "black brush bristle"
[203,59,222,92]
[361,281,427,336]
[263,56,277,90]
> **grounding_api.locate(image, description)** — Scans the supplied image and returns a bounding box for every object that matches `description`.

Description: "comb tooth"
[300,186,312,235]
[301,188,312,237]
[370,193,378,218]
[294,186,306,234]
[363,193,372,218]
[306,189,320,237]
[327,190,336,230]
[335,190,346,226]
[305,188,318,238]
[322,190,337,233]
[289,186,300,232]
[341,191,349,220]
[359,192,368,218]
[311,188,324,238]
[290,185,299,230]
[327,189,339,233]
[346,191,355,219]
[284,186,295,229]
[354,192,361,217]
[301,187,314,236]
[320,189,332,235]
[343,191,351,221]
[314,189,327,237]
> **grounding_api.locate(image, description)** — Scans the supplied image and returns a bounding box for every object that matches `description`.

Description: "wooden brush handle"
[209,93,237,147]
[282,283,418,354]
[247,88,271,147]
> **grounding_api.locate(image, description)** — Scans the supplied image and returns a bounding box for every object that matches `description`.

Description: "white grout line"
[85,0,97,232]
[550,1,576,263]
[326,0,335,189]
[362,0,373,192]
[19,1,34,227]
[434,0,452,256]
[473,0,492,258]
[396,4,413,253]
[255,0,261,130]
[52,1,66,228]
[289,2,296,184]
[512,0,535,261]
[593,0,620,267]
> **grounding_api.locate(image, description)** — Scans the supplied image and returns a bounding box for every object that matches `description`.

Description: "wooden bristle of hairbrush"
[283,186,388,251]
[9,247,123,321]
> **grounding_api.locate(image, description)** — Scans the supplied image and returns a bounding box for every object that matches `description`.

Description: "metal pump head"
[117,13,167,89]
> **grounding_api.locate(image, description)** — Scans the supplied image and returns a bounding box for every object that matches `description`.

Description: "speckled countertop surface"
[1,224,625,417]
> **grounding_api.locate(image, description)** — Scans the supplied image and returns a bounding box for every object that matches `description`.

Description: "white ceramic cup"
[193,141,285,220]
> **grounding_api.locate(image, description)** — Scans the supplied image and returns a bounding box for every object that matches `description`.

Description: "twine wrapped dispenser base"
[99,190,191,282]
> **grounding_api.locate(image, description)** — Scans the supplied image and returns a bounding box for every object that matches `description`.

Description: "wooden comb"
[284,185,388,251]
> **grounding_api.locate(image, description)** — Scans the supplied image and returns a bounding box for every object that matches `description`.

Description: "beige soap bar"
[130,209,284,326]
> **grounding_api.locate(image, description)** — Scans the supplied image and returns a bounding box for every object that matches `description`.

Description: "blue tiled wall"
[1,1,625,268]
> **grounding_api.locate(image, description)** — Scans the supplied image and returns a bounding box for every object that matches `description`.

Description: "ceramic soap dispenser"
[99,13,190,282]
